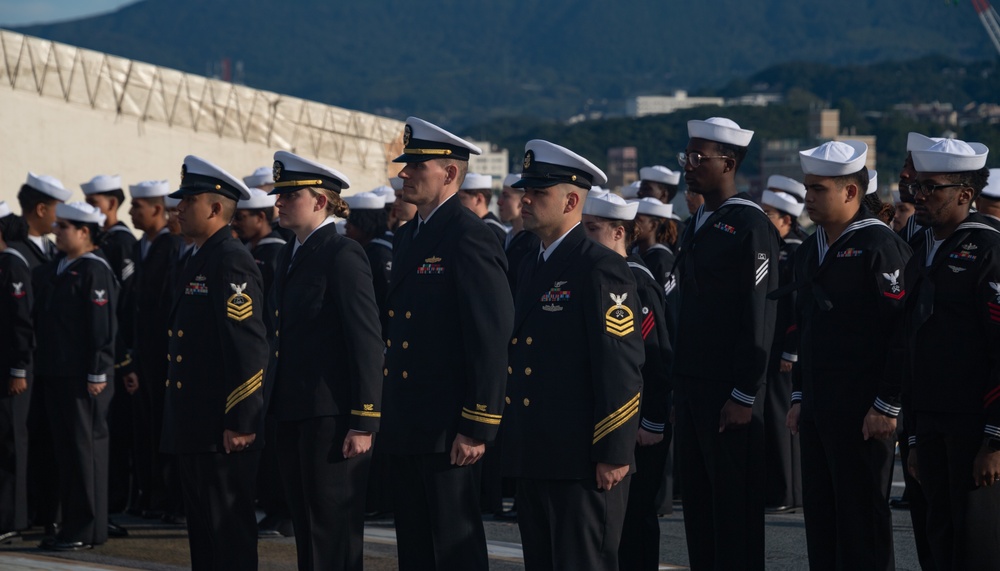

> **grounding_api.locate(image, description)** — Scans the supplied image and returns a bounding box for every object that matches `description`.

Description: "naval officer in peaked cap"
[503,140,644,570]
[265,150,384,571]
[380,117,513,570]
[160,155,268,571]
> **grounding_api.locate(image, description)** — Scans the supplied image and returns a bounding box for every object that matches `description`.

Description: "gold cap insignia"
[363,403,374,411]
[272,160,284,183]
[523,150,534,170]
[403,124,413,147]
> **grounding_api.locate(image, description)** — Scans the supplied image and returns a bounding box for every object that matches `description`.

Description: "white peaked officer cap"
[583,190,638,220]
[0,201,11,218]
[633,197,674,219]
[513,139,608,189]
[170,155,251,201]
[911,138,989,173]
[164,196,180,209]
[129,180,171,199]
[57,201,107,226]
[799,140,868,177]
[389,176,404,191]
[81,175,122,195]
[25,172,71,202]
[503,173,522,188]
[640,166,681,186]
[461,173,493,191]
[344,191,386,210]
[371,185,396,204]
[271,151,351,195]
[243,166,274,188]
[766,175,806,200]
[867,170,878,195]
[394,116,482,163]
[621,180,641,199]
[761,190,804,218]
[687,117,754,147]
[906,132,945,153]
[982,169,1000,199]
[238,188,277,210]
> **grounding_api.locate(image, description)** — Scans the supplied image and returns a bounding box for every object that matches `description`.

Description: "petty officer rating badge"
[605,292,635,337]
[227,282,253,322]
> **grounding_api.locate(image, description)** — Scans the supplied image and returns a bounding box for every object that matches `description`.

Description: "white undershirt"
[28,234,48,253]
[538,222,579,262]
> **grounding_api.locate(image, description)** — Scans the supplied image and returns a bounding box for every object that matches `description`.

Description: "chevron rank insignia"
[605,292,634,337]
[227,282,253,321]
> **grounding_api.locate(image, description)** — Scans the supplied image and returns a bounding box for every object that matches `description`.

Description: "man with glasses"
[901,138,1000,569]
[785,140,910,571]
[672,117,779,569]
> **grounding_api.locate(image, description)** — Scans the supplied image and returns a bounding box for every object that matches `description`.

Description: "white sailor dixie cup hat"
[640,166,681,186]
[460,173,493,191]
[371,185,396,204]
[761,190,804,218]
[393,116,482,163]
[687,117,754,147]
[583,191,638,220]
[81,175,122,195]
[867,170,878,195]
[170,155,251,201]
[907,132,945,153]
[270,150,350,195]
[57,201,107,226]
[513,139,608,190]
[25,172,72,202]
[164,196,180,209]
[911,138,989,174]
[0,201,12,218]
[344,191,386,210]
[621,180,641,199]
[243,166,275,188]
[503,173,522,188]
[766,175,806,200]
[238,188,278,210]
[982,169,1000,199]
[633,197,674,219]
[799,140,868,177]
[129,180,171,199]
[389,176,404,191]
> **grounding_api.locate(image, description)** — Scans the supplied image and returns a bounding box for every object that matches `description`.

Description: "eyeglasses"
[905,181,968,197]
[677,152,730,169]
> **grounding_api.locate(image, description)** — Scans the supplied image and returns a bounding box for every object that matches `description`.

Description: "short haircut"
[715,141,749,171]
[831,166,869,201]
[17,185,58,212]
[348,208,388,240]
[439,158,469,188]
[0,213,28,242]
[948,166,991,199]
[461,187,493,206]
[95,189,126,210]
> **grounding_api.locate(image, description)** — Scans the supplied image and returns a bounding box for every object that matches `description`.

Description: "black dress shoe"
[107,521,129,537]
[0,530,21,544]
[889,498,910,510]
[43,523,60,537]
[765,505,798,514]
[161,513,187,525]
[49,540,93,551]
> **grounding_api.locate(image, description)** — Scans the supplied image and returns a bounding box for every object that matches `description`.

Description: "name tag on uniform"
[185,282,208,296]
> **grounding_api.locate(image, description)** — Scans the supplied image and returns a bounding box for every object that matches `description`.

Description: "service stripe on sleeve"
[593,393,640,444]
[225,369,263,413]
[461,408,503,425]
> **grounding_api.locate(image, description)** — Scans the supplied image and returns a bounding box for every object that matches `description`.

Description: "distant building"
[725,93,784,107]
[606,147,638,189]
[626,90,725,117]
[467,140,509,191]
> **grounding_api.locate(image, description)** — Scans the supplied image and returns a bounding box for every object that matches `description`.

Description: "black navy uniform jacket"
[251,231,286,297]
[672,193,780,405]
[8,234,55,270]
[101,222,137,285]
[627,254,673,435]
[265,223,384,430]
[380,195,514,454]
[130,229,182,377]
[482,211,509,245]
[33,254,118,383]
[770,236,802,372]
[640,242,679,335]
[0,248,34,381]
[790,209,911,419]
[900,214,1000,437]
[502,226,645,479]
[161,227,268,454]
[505,229,540,293]
[364,233,393,330]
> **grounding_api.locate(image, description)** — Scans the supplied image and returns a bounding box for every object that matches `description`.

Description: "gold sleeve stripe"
[593,402,639,444]
[594,393,640,434]
[350,410,382,418]
[225,370,263,413]
[461,410,502,425]
[461,407,502,420]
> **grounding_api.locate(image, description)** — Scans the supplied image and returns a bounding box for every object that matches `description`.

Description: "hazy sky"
[0,0,134,26]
